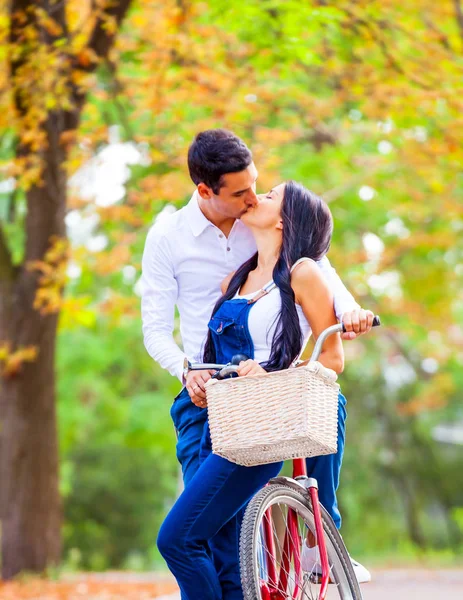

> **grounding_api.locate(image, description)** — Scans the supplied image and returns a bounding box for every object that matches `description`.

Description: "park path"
[0,569,462,599]
[362,569,463,600]
[155,569,463,600]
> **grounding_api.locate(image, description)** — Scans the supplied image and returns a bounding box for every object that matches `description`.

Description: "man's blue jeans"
[170,388,208,485]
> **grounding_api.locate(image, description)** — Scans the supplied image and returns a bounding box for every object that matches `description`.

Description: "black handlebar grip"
[342,315,381,333]
[231,353,250,365]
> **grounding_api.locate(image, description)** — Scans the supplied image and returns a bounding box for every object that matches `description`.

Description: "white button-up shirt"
[140,192,359,382]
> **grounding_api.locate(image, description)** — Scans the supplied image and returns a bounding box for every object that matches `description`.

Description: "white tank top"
[233,258,313,364]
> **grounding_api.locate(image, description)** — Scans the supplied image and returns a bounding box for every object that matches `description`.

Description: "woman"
[158,181,371,599]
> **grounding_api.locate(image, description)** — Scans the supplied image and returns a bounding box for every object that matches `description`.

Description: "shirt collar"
[185,191,213,237]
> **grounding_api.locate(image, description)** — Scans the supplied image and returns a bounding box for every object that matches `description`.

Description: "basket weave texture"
[205,361,340,467]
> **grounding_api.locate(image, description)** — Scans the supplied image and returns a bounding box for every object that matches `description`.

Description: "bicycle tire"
[239,482,362,600]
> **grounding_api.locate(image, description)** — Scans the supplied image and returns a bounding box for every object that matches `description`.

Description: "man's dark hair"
[188,129,253,194]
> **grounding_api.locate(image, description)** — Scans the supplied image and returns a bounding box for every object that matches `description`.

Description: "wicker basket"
[205,361,340,467]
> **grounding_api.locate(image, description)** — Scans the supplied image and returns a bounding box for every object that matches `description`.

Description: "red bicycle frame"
[260,458,330,600]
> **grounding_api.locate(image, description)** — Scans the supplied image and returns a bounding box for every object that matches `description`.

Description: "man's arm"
[317,256,375,338]
[317,256,360,321]
[140,225,186,382]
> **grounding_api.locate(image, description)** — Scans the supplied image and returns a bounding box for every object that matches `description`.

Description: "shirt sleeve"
[140,224,186,382]
[317,256,360,321]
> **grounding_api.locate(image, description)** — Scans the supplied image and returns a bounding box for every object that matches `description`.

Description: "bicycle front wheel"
[240,482,362,600]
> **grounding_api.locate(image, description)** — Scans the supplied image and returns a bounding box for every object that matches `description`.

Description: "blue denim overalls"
[159,287,347,600]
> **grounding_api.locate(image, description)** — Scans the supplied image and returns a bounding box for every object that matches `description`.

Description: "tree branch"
[65,0,133,131]
[384,330,433,382]
[104,58,136,139]
[422,16,454,53]
[323,162,394,203]
[0,224,15,281]
[341,7,436,91]
[87,0,133,64]
[454,0,463,43]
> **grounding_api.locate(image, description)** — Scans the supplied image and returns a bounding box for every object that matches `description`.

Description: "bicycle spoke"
[254,499,349,599]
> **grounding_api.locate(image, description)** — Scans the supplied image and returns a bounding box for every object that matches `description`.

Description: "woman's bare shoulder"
[291,259,329,301]
[291,259,322,284]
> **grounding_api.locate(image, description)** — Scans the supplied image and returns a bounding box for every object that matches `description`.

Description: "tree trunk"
[0,113,66,579]
[0,246,16,520]
[0,313,62,578]
[397,477,427,550]
[1,0,132,578]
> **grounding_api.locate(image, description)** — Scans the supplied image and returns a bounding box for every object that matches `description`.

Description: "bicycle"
[186,316,380,600]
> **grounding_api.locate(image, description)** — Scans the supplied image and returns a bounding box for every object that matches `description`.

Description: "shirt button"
[219,234,224,238]
[227,247,231,252]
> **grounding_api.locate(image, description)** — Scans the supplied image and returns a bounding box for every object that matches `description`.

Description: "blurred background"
[0,0,462,595]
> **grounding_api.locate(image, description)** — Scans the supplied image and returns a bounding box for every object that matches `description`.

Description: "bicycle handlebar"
[186,315,381,380]
[310,315,380,362]
[214,364,241,379]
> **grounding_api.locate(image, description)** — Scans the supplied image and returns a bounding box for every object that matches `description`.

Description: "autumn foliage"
[0,0,462,579]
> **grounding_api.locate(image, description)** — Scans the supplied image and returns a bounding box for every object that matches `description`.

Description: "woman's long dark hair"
[203,181,333,371]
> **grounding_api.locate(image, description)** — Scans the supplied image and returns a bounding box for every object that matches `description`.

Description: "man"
[141,129,373,588]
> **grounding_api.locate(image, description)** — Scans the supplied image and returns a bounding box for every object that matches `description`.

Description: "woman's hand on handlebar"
[237,359,266,377]
[341,308,375,340]
[186,369,215,407]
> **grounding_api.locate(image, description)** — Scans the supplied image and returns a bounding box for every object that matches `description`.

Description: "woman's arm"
[291,260,344,373]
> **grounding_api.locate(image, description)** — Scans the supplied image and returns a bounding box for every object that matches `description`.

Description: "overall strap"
[247,280,277,304]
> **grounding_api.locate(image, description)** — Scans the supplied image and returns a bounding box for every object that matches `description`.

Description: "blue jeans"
[158,423,283,600]
[165,388,347,598]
